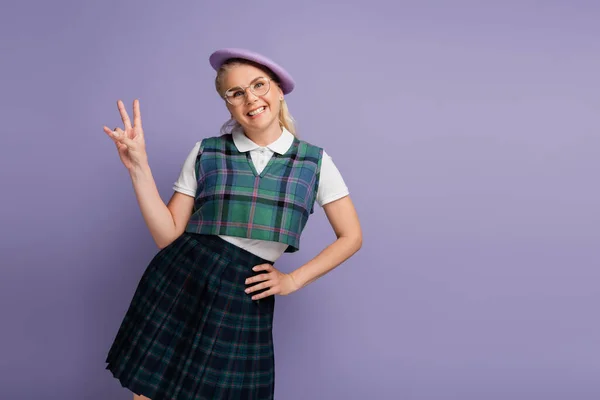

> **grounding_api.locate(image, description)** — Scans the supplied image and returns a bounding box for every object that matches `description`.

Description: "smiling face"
[217,62,284,135]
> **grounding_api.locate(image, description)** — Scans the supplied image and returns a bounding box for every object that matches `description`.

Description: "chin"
[243,114,277,131]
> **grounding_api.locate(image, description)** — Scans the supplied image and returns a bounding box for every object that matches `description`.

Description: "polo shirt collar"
[232,126,294,155]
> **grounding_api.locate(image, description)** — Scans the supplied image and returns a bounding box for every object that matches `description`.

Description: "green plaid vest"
[184,134,323,253]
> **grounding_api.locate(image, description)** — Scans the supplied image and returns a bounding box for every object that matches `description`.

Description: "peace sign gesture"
[103,99,147,171]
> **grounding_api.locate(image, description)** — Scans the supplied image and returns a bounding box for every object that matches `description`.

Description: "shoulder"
[293,136,322,149]
[292,137,325,158]
[294,139,341,175]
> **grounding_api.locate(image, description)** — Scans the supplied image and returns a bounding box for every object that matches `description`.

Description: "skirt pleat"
[106,233,276,399]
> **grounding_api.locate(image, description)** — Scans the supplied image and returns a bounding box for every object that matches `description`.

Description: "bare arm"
[290,195,362,288]
[103,99,195,249]
[129,165,194,248]
[244,194,362,300]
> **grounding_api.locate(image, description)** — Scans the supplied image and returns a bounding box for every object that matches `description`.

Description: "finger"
[117,100,132,130]
[245,273,270,285]
[245,281,271,295]
[120,135,136,148]
[252,288,276,301]
[113,127,126,141]
[112,127,135,148]
[252,264,274,272]
[133,99,142,129]
[103,125,118,134]
[103,125,114,137]
[103,126,121,142]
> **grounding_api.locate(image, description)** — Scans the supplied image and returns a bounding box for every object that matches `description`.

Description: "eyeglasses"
[223,77,271,106]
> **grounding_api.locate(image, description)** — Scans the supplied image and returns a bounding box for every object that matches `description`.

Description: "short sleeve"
[316,150,350,206]
[172,141,201,197]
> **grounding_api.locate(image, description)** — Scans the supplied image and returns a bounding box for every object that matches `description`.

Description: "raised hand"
[103,99,147,171]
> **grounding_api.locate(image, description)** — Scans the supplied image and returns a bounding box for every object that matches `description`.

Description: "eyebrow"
[229,76,264,89]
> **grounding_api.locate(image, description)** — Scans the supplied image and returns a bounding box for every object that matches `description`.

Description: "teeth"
[249,107,265,116]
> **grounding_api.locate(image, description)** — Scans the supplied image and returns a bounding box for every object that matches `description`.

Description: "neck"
[242,121,283,147]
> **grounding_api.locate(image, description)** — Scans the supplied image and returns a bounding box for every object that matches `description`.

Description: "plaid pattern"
[185,134,323,253]
[106,233,277,399]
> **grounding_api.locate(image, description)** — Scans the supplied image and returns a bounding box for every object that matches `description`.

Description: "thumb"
[112,128,135,148]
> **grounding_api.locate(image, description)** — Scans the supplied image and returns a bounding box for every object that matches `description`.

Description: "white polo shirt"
[173,127,350,261]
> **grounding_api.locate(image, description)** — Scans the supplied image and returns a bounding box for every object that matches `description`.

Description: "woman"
[103,48,362,400]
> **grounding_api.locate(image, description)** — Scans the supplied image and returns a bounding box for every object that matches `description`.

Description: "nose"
[245,89,259,103]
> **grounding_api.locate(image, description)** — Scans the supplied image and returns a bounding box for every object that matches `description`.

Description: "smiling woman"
[214,54,298,139]
[102,48,362,400]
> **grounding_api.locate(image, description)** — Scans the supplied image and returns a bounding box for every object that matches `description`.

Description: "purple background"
[2,1,600,399]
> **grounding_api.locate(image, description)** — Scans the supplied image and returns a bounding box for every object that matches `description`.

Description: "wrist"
[128,162,152,181]
[288,271,303,291]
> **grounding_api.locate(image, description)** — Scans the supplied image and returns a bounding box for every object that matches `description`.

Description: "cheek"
[228,105,244,118]
[266,94,281,113]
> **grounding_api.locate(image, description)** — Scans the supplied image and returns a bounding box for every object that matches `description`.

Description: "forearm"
[128,164,179,248]
[290,235,362,289]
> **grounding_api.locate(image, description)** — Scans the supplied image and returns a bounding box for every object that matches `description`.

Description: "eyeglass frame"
[222,77,273,106]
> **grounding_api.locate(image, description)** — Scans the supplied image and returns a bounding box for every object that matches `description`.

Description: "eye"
[226,89,243,98]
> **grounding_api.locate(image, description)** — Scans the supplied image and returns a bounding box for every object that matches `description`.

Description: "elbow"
[156,241,169,250]
[155,232,181,250]
[156,238,176,250]
[345,231,362,253]
[337,227,362,254]
[156,225,186,250]
[354,223,363,250]
[354,234,363,252]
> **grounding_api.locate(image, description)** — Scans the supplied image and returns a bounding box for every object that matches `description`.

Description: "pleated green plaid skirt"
[105,232,276,399]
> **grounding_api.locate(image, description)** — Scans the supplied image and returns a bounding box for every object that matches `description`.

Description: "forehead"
[222,63,269,88]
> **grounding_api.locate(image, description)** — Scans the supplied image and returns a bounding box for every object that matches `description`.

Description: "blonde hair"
[215,59,297,137]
